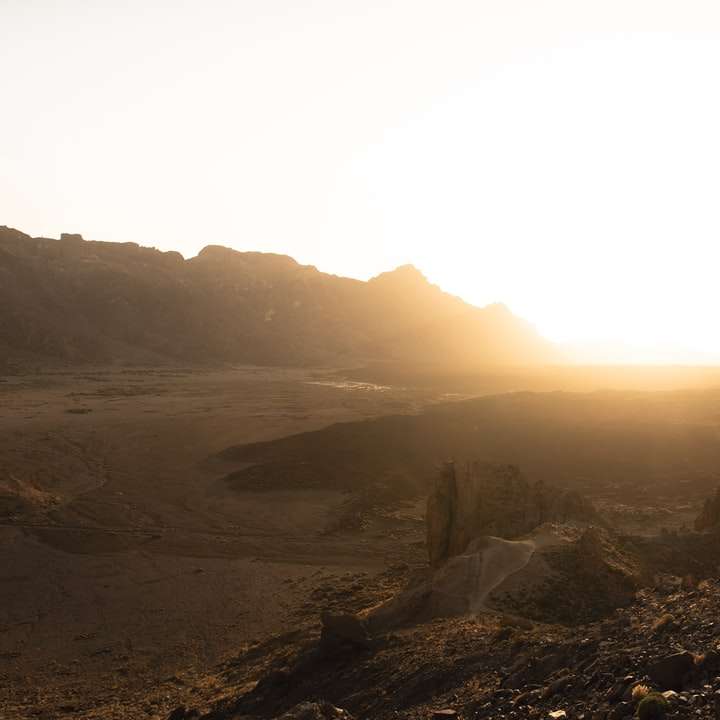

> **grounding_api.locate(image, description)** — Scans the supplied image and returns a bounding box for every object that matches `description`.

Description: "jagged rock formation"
[694,487,720,531]
[323,462,645,634]
[426,461,598,566]
[318,466,620,643]
[486,525,644,623]
[174,468,720,719]
[0,225,556,367]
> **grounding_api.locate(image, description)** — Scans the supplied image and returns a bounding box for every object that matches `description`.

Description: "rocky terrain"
[3,363,720,719]
[191,573,720,720]
[175,388,720,720]
[219,388,720,531]
[160,475,720,720]
[0,366,442,720]
[426,462,598,566]
[0,226,554,367]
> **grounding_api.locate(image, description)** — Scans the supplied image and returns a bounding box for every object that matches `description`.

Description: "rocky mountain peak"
[0,225,556,366]
[368,264,430,288]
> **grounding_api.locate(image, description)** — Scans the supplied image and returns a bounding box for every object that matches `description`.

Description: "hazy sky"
[3,1,720,359]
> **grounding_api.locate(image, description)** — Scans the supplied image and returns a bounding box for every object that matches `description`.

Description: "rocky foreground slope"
[173,576,720,720]
[0,226,554,367]
[162,469,720,720]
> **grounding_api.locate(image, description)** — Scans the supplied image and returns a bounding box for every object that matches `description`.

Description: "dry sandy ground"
[4,364,720,719]
[0,366,443,719]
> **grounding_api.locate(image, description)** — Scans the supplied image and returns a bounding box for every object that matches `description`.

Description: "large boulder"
[647,651,696,691]
[426,461,597,566]
[320,610,372,650]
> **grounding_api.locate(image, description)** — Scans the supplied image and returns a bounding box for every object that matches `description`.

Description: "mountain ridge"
[0,226,557,367]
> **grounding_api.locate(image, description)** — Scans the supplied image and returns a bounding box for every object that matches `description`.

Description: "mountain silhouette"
[0,226,556,366]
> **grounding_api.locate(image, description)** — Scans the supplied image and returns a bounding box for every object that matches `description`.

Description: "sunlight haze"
[3,1,720,360]
[7,6,720,715]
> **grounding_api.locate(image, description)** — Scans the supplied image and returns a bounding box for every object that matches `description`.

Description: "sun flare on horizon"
[3,1,720,363]
[8,6,720,717]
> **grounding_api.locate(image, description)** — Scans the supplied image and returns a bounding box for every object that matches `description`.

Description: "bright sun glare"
[355,32,720,362]
[2,2,720,362]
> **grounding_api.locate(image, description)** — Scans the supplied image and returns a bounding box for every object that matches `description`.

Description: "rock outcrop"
[647,651,696,692]
[695,487,720,531]
[426,461,598,567]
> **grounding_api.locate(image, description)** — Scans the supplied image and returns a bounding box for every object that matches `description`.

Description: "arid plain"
[0,365,448,718]
[3,364,720,719]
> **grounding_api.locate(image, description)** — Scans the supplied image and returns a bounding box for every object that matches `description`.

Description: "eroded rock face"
[426,462,597,566]
[695,487,720,531]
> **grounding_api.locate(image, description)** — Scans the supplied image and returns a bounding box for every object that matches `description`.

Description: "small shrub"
[636,692,669,720]
[651,613,674,633]
[631,684,650,702]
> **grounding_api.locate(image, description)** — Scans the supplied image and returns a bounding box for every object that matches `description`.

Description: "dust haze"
[4,3,720,719]
[2,227,720,719]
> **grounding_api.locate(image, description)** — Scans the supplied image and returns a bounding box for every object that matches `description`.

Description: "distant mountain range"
[0,226,557,366]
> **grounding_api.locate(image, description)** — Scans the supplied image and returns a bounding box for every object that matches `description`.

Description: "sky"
[2,1,720,361]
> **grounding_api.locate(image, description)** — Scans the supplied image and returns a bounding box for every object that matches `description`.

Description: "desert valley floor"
[3,364,720,719]
[0,366,449,718]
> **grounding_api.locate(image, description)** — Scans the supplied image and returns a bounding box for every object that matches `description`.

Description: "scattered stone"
[607,701,633,719]
[320,610,372,649]
[166,707,200,720]
[543,674,574,699]
[514,689,540,706]
[605,678,630,703]
[276,702,353,719]
[647,651,695,690]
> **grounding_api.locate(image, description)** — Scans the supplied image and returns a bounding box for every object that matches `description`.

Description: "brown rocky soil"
[4,364,720,719]
[169,573,720,720]
[0,365,443,719]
